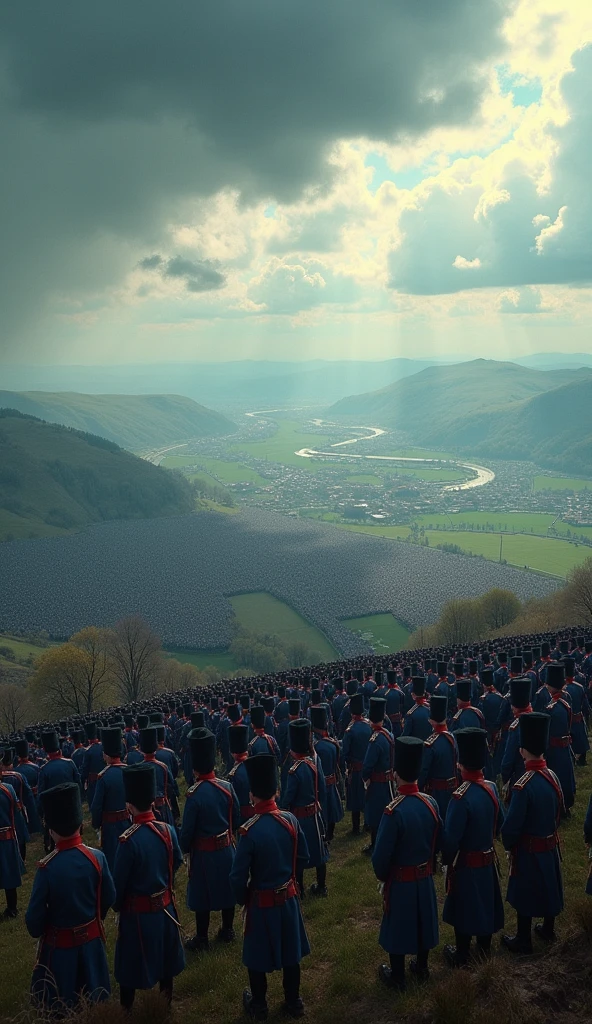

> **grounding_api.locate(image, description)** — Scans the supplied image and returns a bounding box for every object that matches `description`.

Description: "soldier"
[13,737,41,801]
[362,667,377,708]
[26,782,115,1011]
[341,692,371,835]
[385,670,405,738]
[501,712,564,953]
[70,730,87,775]
[277,698,302,766]
[419,695,458,822]
[310,706,343,843]
[372,736,441,992]
[113,764,185,1010]
[331,678,347,728]
[249,705,281,760]
[231,754,309,1020]
[544,663,576,814]
[180,727,239,951]
[451,680,486,732]
[337,679,360,738]
[403,677,432,740]
[442,728,504,967]
[2,746,39,853]
[362,697,395,854]
[281,719,328,897]
[37,730,81,853]
[123,714,139,752]
[229,725,253,825]
[138,726,176,826]
[500,679,533,799]
[90,726,130,872]
[0,754,25,918]
[564,657,590,766]
[80,722,103,808]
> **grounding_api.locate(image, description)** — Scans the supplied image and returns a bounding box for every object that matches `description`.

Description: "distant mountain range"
[330,359,592,474]
[0,392,235,449]
[0,411,196,542]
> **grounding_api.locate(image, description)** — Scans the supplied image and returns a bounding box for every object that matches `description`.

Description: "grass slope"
[0,392,236,449]
[229,592,338,660]
[2,762,592,1024]
[342,613,410,653]
[0,412,195,542]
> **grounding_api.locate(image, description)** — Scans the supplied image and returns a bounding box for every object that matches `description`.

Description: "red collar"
[461,768,484,782]
[197,771,216,780]
[254,728,265,736]
[371,721,385,731]
[290,751,309,761]
[431,723,448,733]
[525,758,547,771]
[413,697,429,705]
[143,752,155,761]
[314,729,328,738]
[18,758,31,764]
[47,751,62,760]
[107,758,122,765]
[512,705,532,717]
[133,810,156,824]
[233,753,248,762]
[90,739,99,745]
[55,834,83,851]
[398,782,419,795]
[253,798,278,814]
[351,714,364,721]
[550,690,564,701]
[457,701,472,709]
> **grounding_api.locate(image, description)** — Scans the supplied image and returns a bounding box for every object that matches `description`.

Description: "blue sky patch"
[497,65,542,107]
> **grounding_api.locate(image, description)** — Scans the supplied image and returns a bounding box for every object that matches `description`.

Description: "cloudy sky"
[1,0,591,365]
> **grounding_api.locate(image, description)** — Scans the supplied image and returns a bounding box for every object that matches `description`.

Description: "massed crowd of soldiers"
[1,625,592,1019]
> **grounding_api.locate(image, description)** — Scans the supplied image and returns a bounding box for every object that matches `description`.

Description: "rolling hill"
[0,391,236,449]
[0,410,197,541]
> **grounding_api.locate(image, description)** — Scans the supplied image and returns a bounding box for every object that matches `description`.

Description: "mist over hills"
[0,411,196,541]
[330,359,592,473]
[0,391,235,449]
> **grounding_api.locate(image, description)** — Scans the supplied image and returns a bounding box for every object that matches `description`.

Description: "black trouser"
[370,828,377,847]
[389,949,428,984]
[517,913,555,939]
[248,964,300,1006]
[195,906,235,938]
[454,930,491,959]
[316,864,326,888]
[5,889,17,913]
[351,811,361,833]
[120,978,173,1011]
[326,822,335,842]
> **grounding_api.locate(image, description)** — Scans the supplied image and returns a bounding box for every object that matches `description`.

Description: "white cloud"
[453,255,482,269]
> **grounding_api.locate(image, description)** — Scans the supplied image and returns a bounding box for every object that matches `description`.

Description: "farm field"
[229,592,338,661]
[424,529,585,577]
[163,455,268,486]
[534,475,592,492]
[346,474,383,485]
[384,466,466,482]
[341,613,410,653]
[232,419,332,469]
[413,511,592,540]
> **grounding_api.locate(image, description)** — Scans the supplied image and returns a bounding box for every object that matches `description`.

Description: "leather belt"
[43,918,102,948]
[123,889,173,913]
[572,713,584,723]
[102,809,130,824]
[388,712,402,723]
[348,761,363,771]
[549,736,571,748]
[292,802,319,819]
[519,832,559,853]
[427,777,458,791]
[324,774,336,786]
[457,848,495,868]
[370,770,394,783]
[250,879,298,907]
[0,826,16,841]
[391,861,433,883]
[194,830,231,851]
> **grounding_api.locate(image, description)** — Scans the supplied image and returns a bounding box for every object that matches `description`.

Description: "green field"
[413,511,592,540]
[384,466,466,482]
[342,613,410,653]
[346,474,383,485]
[163,455,268,486]
[423,529,586,577]
[337,523,411,540]
[229,592,337,660]
[534,475,592,492]
[0,633,50,669]
[166,649,250,674]
[0,508,66,542]
[232,419,332,470]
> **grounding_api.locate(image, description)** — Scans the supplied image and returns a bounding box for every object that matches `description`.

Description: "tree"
[406,624,438,650]
[69,626,113,713]
[285,641,313,667]
[108,616,163,703]
[159,658,203,692]
[479,588,521,630]
[435,598,486,646]
[28,643,91,717]
[565,558,592,623]
[0,684,32,734]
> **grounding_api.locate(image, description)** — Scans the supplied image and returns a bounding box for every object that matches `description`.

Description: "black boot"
[409,950,430,983]
[379,954,405,992]
[534,916,556,943]
[310,864,328,898]
[283,964,304,1017]
[243,989,268,1021]
[218,906,236,942]
[502,915,533,955]
[4,889,17,919]
[351,811,361,836]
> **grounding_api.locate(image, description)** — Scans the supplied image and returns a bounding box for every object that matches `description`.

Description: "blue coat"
[533,685,551,712]
[385,686,405,738]
[180,777,239,911]
[501,767,564,917]
[0,782,25,889]
[228,759,253,823]
[442,779,505,935]
[156,745,179,779]
[362,728,395,830]
[403,702,432,740]
[230,807,310,972]
[566,681,590,755]
[372,791,441,955]
[434,680,457,718]
[281,757,328,869]
[90,764,131,872]
[500,718,527,791]
[72,746,87,776]
[341,718,372,813]
[80,743,104,807]
[544,696,576,810]
[37,755,81,811]
[3,768,39,839]
[140,755,176,826]
[113,817,185,988]
[313,734,344,826]
[26,840,115,1010]
[451,705,487,733]
[14,759,40,797]
[585,794,592,896]
[249,732,281,761]
[419,730,458,819]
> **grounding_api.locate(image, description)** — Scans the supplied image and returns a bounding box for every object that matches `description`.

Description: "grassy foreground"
[3,760,592,1024]
[341,613,410,653]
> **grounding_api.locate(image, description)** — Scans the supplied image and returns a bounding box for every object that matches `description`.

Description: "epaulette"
[369,731,378,743]
[98,765,109,777]
[452,781,471,799]
[289,759,304,774]
[37,848,59,868]
[228,763,239,778]
[509,718,520,731]
[424,733,438,747]
[452,709,462,721]
[384,794,405,814]
[513,771,534,791]
[238,814,261,835]
[187,780,203,796]
[406,704,418,715]
[119,823,141,842]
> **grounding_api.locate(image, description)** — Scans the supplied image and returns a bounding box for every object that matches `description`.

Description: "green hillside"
[0,391,236,449]
[0,410,196,541]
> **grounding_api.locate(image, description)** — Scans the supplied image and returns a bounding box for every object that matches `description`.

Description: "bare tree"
[479,589,521,630]
[566,558,592,624]
[0,684,32,735]
[435,597,486,646]
[109,616,163,703]
[70,626,113,713]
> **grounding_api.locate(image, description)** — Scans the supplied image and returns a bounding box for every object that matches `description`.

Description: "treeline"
[192,474,236,508]
[229,626,320,674]
[407,559,592,649]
